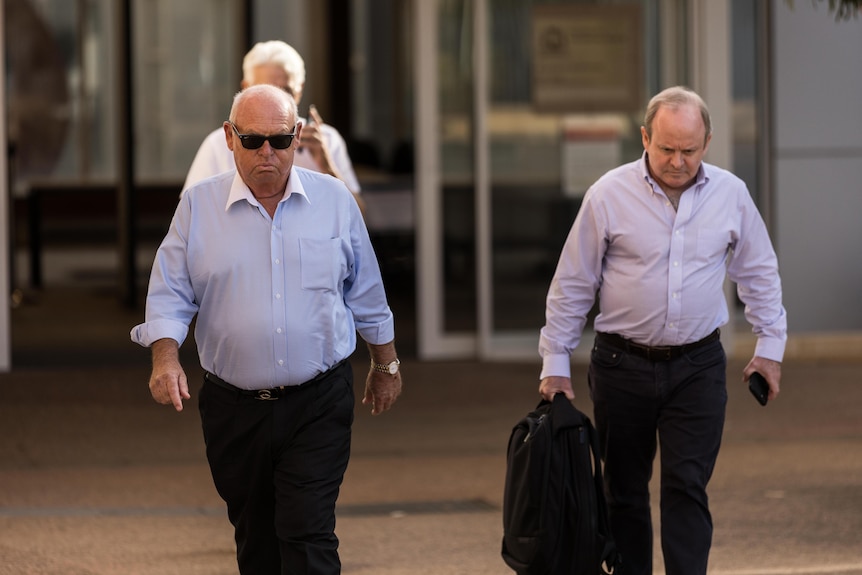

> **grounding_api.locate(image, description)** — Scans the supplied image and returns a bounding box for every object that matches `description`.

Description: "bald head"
[229,84,298,126]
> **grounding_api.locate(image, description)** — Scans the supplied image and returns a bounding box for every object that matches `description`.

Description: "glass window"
[439,0,478,332]
[4,0,243,192]
[133,0,241,182]
[486,0,663,332]
[731,0,759,200]
[5,0,116,191]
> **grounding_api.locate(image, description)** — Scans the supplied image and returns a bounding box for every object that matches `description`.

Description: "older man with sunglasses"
[132,84,402,575]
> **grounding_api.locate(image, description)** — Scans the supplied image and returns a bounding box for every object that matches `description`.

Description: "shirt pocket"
[299,237,341,292]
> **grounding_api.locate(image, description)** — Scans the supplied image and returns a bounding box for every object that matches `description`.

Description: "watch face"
[387,362,398,375]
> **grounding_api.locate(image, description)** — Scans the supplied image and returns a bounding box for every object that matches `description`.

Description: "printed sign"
[532,5,642,112]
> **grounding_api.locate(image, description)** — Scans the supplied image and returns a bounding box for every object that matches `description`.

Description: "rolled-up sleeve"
[130,318,190,348]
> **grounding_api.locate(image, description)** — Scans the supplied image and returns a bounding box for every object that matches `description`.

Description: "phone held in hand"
[748,372,769,406]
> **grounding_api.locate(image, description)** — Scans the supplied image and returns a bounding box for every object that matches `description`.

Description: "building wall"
[772,0,862,332]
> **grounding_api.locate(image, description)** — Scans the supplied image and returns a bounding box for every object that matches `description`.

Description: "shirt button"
[276,328,283,334]
[673,261,679,267]
[278,359,284,366]
[275,258,280,265]
[276,293,282,299]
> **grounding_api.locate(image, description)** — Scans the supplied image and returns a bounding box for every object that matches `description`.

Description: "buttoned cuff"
[540,353,572,380]
[754,336,786,363]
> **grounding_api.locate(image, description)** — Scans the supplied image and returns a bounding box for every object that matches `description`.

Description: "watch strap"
[371,358,400,374]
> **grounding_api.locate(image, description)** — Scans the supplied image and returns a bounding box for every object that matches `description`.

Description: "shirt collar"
[696,161,711,186]
[224,168,311,211]
[639,152,652,184]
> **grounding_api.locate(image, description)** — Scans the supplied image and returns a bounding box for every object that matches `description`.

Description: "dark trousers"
[198,361,354,575]
[588,337,727,575]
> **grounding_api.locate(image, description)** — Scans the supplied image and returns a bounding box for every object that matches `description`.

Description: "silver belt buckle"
[255,389,277,401]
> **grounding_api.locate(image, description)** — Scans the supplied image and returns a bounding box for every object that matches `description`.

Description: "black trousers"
[198,361,354,575]
[588,336,727,575]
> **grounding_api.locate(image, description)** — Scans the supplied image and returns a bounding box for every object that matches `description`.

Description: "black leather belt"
[205,359,348,401]
[596,329,720,362]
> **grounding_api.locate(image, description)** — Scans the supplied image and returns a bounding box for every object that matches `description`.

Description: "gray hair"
[229,84,298,124]
[643,86,712,144]
[242,40,306,97]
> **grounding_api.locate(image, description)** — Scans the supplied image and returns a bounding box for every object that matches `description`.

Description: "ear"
[703,132,712,154]
[640,126,649,150]
[223,122,235,151]
[293,122,303,148]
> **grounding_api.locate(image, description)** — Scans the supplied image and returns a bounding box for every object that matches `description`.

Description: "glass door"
[416,0,714,361]
[477,0,662,360]
[415,0,479,358]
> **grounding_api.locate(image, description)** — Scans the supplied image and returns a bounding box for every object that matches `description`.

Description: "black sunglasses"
[229,122,296,150]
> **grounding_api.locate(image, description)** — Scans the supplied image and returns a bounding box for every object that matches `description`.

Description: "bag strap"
[587,417,622,574]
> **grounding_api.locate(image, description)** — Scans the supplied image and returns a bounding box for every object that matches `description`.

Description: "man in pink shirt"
[539,86,786,575]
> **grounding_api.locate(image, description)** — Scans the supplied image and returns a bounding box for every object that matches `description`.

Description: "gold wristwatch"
[371,358,400,375]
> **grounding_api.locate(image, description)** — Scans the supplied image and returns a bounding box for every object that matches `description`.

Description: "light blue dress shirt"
[131,167,394,389]
[540,154,787,379]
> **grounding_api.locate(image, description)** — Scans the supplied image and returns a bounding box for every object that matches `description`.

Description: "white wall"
[772,0,862,332]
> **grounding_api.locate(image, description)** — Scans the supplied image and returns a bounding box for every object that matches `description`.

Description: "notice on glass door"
[531,4,642,113]
[561,120,622,199]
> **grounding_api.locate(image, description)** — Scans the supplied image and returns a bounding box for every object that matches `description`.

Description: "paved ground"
[1,283,861,575]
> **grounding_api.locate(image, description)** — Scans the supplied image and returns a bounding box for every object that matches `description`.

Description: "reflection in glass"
[439,0,477,332]
[486,0,657,332]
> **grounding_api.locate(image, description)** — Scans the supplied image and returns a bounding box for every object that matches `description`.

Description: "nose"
[257,140,274,154]
[670,151,684,168]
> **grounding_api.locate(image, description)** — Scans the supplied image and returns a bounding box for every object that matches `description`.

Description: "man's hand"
[300,105,366,218]
[363,370,402,415]
[149,338,190,412]
[300,105,345,182]
[364,342,402,415]
[743,356,782,402]
[539,375,575,402]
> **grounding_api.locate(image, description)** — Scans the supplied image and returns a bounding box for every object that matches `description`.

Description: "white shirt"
[131,167,393,389]
[539,154,787,379]
[182,117,361,195]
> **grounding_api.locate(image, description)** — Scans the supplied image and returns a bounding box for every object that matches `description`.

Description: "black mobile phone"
[748,372,769,406]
